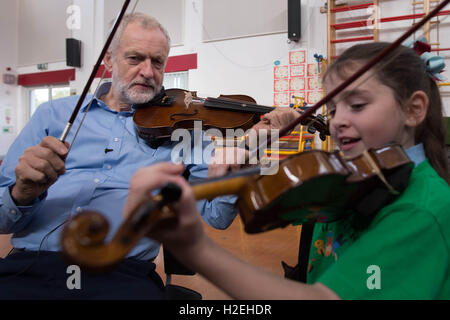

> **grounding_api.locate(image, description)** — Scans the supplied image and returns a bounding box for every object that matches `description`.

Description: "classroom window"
[29,85,70,117]
[163,71,188,90]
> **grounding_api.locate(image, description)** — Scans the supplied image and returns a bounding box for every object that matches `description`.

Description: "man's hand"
[11,136,69,206]
[208,146,248,178]
[252,107,300,133]
[207,108,299,178]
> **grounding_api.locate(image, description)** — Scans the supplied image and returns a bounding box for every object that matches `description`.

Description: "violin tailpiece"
[362,150,399,195]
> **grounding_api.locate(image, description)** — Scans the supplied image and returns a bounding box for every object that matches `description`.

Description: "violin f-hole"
[170,110,199,121]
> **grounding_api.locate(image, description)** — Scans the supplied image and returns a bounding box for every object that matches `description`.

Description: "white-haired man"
[0,13,238,299]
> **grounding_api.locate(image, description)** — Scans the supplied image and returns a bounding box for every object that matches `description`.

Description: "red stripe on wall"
[18,69,75,86]
[164,53,197,73]
[17,53,197,86]
[95,65,112,78]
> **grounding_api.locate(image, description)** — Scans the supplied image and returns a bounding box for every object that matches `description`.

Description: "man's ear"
[103,50,113,72]
[404,90,428,128]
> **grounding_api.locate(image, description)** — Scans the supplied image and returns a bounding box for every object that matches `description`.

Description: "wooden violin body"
[134,88,263,142]
[133,88,329,144]
[237,144,413,233]
[60,144,413,270]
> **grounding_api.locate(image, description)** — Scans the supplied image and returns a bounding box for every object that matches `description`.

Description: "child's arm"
[124,162,340,300]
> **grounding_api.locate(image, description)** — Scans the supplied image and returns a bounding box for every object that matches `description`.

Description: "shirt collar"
[79,82,134,116]
[405,143,426,166]
[80,82,111,112]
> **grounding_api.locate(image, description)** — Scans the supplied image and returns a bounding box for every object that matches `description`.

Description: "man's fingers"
[27,155,58,184]
[208,164,229,178]
[40,136,69,158]
[29,145,66,175]
[16,150,59,185]
[16,164,50,185]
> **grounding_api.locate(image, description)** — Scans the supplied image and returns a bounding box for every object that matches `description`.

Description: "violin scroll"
[60,210,113,271]
[61,183,182,271]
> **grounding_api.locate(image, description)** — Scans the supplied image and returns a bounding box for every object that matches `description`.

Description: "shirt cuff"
[2,185,46,218]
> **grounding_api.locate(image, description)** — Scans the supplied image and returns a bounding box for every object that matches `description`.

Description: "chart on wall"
[0,90,16,158]
[273,49,324,108]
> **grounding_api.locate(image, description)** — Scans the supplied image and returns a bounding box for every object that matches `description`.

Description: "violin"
[60,143,412,270]
[133,88,329,145]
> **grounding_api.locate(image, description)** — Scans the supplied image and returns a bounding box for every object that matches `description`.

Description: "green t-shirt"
[306,160,450,299]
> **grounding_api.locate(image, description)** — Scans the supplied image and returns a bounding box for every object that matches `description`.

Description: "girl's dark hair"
[325,42,450,184]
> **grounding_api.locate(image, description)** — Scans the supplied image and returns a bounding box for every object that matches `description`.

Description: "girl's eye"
[350,103,366,110]
[328,109,336,118]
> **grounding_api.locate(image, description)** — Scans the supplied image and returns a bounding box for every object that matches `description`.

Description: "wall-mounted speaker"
[66,38,82,67]
[288,0,301,41]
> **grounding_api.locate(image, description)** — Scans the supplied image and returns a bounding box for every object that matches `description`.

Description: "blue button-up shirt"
[0,83,237,260]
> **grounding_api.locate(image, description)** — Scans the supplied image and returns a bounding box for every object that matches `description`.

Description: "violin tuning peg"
[319,132,327,141]
[307,126,316,134]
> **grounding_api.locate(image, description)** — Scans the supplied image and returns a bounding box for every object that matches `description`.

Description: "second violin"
[133,88,329,145]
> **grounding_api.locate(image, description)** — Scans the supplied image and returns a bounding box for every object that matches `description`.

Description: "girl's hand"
[123,162,205,255]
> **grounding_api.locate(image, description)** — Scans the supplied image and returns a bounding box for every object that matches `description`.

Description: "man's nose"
[140,59,154,78]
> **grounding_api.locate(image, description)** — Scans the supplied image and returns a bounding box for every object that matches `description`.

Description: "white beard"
[112,72,161,104]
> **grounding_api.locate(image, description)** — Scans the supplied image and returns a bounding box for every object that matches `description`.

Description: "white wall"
[170,0,326,106]
[0,0,18,158]
[1,0,449,158]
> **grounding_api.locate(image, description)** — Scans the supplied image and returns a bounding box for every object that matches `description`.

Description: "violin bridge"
[184,91,193,109]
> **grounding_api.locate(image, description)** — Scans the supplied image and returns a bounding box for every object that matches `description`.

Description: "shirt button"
[76,207,82,213]
[10,209,17,214]
[94,178,100,183]
[114,138,119,142]
[106,165,112,170]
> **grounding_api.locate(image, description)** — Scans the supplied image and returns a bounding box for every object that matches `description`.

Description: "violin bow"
[248,0,450,162]
[59,0,132,144]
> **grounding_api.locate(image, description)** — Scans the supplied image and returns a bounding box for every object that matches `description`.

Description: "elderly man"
[0,10,300,299]
[0,13,240,299]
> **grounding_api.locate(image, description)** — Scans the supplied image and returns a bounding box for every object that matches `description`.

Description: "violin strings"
[131,0,139,13]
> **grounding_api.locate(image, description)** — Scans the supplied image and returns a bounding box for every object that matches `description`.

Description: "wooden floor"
[156,217,301,299]
[0,217,301,300]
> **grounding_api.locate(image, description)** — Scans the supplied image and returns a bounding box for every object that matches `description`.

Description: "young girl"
[123,42,450,299]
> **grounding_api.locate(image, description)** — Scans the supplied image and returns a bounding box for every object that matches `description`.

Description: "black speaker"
[66,38,82,67]
[288,0,301,41]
